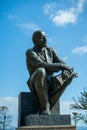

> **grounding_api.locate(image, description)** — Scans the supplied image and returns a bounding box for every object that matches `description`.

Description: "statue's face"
[36,31,47,48]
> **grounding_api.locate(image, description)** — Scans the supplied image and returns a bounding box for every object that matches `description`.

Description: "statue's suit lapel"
[44,48,48,62]
[44,48,53,63]
[34,46,52,63]
[37,52,46,61]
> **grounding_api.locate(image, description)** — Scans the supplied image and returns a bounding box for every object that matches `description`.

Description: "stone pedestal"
[25,115,71,126]
[16,114,73,130]
[17,92,75,130]
[18,92,40,126]
[18,92,60,126]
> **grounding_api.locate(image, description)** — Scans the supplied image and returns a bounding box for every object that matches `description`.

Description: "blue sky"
[0,0,87,127]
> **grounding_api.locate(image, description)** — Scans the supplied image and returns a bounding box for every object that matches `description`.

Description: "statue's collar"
[33,45,47,52]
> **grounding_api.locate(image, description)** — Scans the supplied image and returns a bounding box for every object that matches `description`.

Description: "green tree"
[70,89,87,124]
[0,106,12,130]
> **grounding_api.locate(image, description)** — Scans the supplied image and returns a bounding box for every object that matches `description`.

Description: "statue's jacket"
[26,46,65,79]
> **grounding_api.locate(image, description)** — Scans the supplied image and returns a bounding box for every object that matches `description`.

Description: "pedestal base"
[25,115,71,126]
[16,125,76,130]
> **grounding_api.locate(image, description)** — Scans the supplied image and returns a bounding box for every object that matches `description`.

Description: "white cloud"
[17,23,40,31]
[3,13,19,22]
[16,23,40,37]
[44,3,55,14]
[5,13,40,37]
[72,45,87,55]
[7,14,19,21]
[60,101,73,114]
[44,0,87,26]
[76,0,86,13]
[0,97,18,127]
[52,9,77,26]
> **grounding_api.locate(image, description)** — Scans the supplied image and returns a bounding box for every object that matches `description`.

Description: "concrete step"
[16,125,76,130]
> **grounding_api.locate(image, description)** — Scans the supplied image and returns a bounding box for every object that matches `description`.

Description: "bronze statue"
[26,30,77,115]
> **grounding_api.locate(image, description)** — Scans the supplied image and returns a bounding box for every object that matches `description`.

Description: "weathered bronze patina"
[26,30,77,115]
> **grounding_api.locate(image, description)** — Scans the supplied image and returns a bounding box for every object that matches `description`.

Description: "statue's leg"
[49,73,75,108]
[30,67,50,112]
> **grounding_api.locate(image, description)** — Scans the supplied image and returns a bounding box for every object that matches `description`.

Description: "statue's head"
[32,30,47,47]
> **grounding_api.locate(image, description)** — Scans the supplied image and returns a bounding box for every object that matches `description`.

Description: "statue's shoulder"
[46,47,57,56]
[46,47,55,52]
[26,48,35,56]
[26,47,38,57]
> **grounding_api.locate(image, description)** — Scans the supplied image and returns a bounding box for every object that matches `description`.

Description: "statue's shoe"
[41,109,51,115]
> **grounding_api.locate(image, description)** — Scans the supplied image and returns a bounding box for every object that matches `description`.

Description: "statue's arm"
[51,48,73,72]
[26,49,66,73]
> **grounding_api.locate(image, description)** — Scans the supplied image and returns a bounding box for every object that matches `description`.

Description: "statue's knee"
[36,67,46,78]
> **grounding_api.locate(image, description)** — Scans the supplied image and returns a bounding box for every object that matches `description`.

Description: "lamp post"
[72,112,78,128]
[3,115,6,130]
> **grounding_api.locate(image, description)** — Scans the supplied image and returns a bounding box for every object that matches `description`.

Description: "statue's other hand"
[72,72,78,78]
[66,67,78,78]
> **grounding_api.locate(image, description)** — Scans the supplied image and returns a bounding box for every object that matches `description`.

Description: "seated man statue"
[26,30,77,115]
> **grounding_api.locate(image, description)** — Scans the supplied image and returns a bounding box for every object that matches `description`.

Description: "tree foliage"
[0,106,12,130]
[70,89,87,124]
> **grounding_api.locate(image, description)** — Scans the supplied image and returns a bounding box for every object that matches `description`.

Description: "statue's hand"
[62,65,73,73]
[72,72,78,78]
[64,67,78,78]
